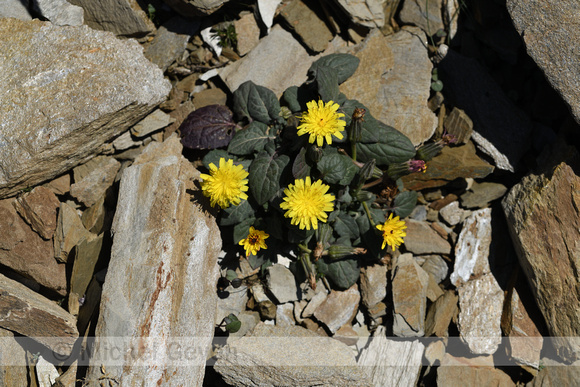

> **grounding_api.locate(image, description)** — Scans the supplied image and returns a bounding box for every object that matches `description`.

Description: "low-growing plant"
[181,54,450,290]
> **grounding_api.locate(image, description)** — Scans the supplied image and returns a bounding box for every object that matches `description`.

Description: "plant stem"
[351,142,357,162]
[298,244,312,254]
[362,201,377,229]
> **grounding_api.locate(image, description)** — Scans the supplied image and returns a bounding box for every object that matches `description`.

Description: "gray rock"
[334,0,385,28]
[279,0,333,53]
[404,219,452,255]
[0,328,28,386]
[439,49,532,171]
[220,25,333,98]
[439,201,464,226]
[234,12,260,56]
[86,136,221,386]
[313,284,360,334]
[450,208,492,287]
[36,355,60,386]
[70,156,121,207]
[162,0,229,17]
[112,131,143,151]
[503,161,580,361]
[301,289,328,318]
[399,0,445,36]
[43,173,71,195]
[13,186,60,240]
[266,264,298,303]
[0,198,66,294]
[409,205,428,221]
[144,16,200,72]
[67,0,154,37]
[228,311,260,340]
[32,0,84,26]
[358,325,424,386]
[340,27,437,146]
[53,201,93,263]
[359,264,387,309]
[0,273,78,357]
[0,18,170,199]
[507,0,580,125]
[458,273,504,355]
[0,0,31,20]
[461,181,508,209]
[215,322,372,386]
[420,254,448,284]
[216,284,249,327]
[130,109,174,138]
[276,303,295,326]
[392,253,429,337]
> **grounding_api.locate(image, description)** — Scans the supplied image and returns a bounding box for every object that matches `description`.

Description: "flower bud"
[279,106,293,120]
[356,190,375,203]
[307,144,323,163]
[327,244,367,259]
[415,142,443,162]
[348,107,365,143]
[359,159,377,181]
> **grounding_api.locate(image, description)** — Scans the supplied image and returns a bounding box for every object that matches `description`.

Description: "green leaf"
[355,207,385,235]
[317,153,357,185]
[357,121,416,166]
[227,122,274,156]
[249,152,290,205]
[220,200,255,226]
[315,66,340,102]
[283,86,302,112]
[292,147,311,179]
[356,208,387,259]
[316,257,360,290]
[393,191,418,218]
[233,81,281,124]
[233,216,256,244]
[431,80,444,92]
[333,212,359,240]
[225,270,237,281]
[224,314,241,333]
[309,54,360,84]
[288,226,314,244]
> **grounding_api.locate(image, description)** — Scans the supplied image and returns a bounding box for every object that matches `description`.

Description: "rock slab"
[0,18,170,198]
[215,322,372,386]
[503,161,580,361]
[507,0,580,125]
[340,27,437,146]
[86,136,221,385]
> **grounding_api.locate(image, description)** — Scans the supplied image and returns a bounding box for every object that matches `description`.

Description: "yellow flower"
[239,227,269,257]
[199,158,249,208]
[376,213,407,251]
[280,176,335,230]
[297,100,346,147]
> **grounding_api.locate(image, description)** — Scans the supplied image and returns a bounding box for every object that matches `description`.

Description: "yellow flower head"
[199,158,249,208]
[239,227,269,257]
[376,213,407,251]
[280,176,335,230]
[297,100,346,147]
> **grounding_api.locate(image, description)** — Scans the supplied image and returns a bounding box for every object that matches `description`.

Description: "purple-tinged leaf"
[180,105,237,150]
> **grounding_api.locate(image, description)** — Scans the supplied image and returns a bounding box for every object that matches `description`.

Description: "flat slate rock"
[0,18,170,199]
[507,0,580,125]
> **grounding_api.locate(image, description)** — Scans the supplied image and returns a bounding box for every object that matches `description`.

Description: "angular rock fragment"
[67,0,154,36]
[313,284,360,334]
[215,323,371,386]
[53,201,93,263]
[438,354,515,386]
[0,273,78,357]
[359,264,387,309]
[424,290,458,337]
[279,0,333,53]
[266,264,298,304]
[340,28,437,145]
[0,18,170,198]
[503,161,580,361]
[399,0,445,36]
[404,220,452,255]
[358,326,424,386]
[70,156,121,207]
[458,273,504,355]
[0,199,66,294]
[334,0,385,28]
[13,186,60,240]
[86,137,221,386]
[32,0,84,26]
[391,254,429,337]
[450,208,492,287]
